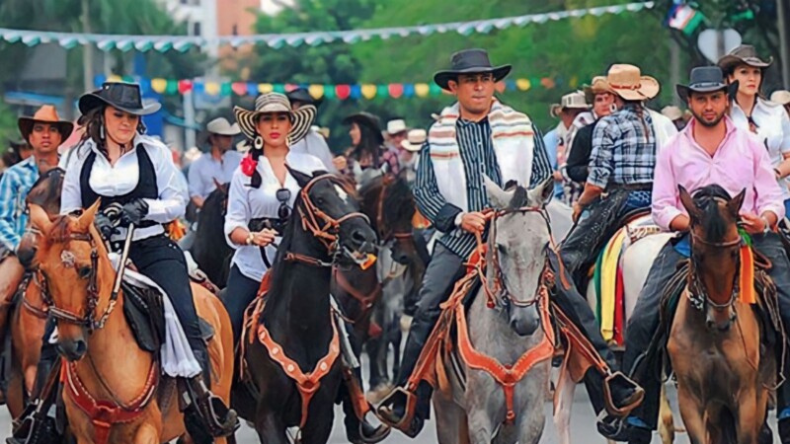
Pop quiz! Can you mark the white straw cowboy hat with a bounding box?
[401,129,427,152]
[661,106,684,121]
[206,117,240,136]
[550,91,590,118]
[604,64,660,101]
[771,90,790,106]
[234,92,316,145]
[386,119,409,136]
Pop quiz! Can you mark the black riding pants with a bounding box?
[626,233,790,429]
[127,235,208,372]
[221,265,260,344]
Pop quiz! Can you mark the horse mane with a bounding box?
[26,168,65,211]
[263,190,304,309]
[46,215,75,244]
[359,174,414,234]
[692,184,733,243]
[507,186,529,211]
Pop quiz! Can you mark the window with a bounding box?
[232,24,238,36]
[192,22,201,36]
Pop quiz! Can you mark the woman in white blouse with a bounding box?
[224,92,323,342]
[719,45,790,215]
[58,82,237,437]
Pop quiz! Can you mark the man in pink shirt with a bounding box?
[603,66,790,443]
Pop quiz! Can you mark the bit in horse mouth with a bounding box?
[342,246,377,270]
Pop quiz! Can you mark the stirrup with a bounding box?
[375,387,421,438]
[354,408,391,444]
[186,376,239,437]
[602,371,644,417]
[7,407,60,444]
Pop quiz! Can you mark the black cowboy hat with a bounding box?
[342,112,384,145]
[286,87,324,108]
[676,67,739,103]
[717,45,773,73]
[433,48,512,90]
[78,82,161,116]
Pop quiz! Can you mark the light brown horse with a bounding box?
[26,201,234,444]
[668,185,773,444]
[4,167,64,419]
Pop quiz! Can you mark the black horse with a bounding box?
[234,169,379,443]
[190,182,233,288]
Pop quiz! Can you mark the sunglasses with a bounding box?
[276,188,292,220]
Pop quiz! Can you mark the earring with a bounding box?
[100,124,105,140]
[609,104,618,113]
[254,135,263,150]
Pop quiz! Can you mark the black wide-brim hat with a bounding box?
[342,112,384,145]
[676,66,739,102]
[79,82,161,116]
[286,88,324,108]
[433,48,512,90]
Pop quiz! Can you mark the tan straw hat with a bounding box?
[18,105,74,144]
[401,129,427,152]
[771,90,790,106]
[550,91,590,118]
[233,92,315,145]
[604,64,660,101]
[583,76,615,103]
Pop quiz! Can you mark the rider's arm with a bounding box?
[60,149,85,215]
[187,158,205,208]
[414,142,463,233]
[583,119,618,206]
[651,142,684,232]
[225,169,252,248]
[0,172,20,251]
[752,137,786,224]
[145,144,188,224]
[566,126,593,183]
[530,127,553,188]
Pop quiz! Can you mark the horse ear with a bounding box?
[484,175,514,210]
[28,204,52,234]
[287,166,313,188]
[76,199,101,233]
[529,178,555,207]
[678,185,701,222]
[728,188,746,217]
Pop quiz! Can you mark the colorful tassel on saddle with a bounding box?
[739,242,756,305]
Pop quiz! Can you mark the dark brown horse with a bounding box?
[668,185,774,444]
[4,167,64,419]
[189,182,233,288]
[234,170,377,443]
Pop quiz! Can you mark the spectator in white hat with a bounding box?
[187,117,242,210]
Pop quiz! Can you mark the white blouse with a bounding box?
[224,151,325,281]
[731,98,790,199]
[60,135,188,242]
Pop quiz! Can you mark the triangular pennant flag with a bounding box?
[361,84,377,100]
[308,84,325,100]
[258,84,273,94]
[429,83,442,96]
[377,85,389,98]
[350,85,362,100]
[205,82,220,96]
[323,85,336,99]
[221,83,232,96]
[516,79,531,91]
[403,84,415,98]
[273,84,285,93]
[178,79,194,94]
[247,83,258,96]
[336,85,351,100]
[232,82,248,96]
[165,80,178,95]
[414,83,430,97]
[388,84,404,99]
[151,78,168,94]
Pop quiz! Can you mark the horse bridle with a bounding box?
[687,230,742,313]
[35,230,112,332]
[481,206,555,309]
[287,174,370,266]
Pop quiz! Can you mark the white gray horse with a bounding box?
[432,177,556,444]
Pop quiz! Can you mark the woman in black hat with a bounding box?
[719,45,790,216]
[59,82,238,438]
[340,112,400,182]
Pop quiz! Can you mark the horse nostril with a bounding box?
[351,229,368,246]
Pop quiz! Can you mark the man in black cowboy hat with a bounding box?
[603,66,790,443]
[378,48,641,437]
[286,87,336,171]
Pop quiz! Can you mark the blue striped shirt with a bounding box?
[415,118,552,259]
[0,157,39,251]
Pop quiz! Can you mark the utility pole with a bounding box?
[669,37,682,106]
[81,0,95,93]
[778,0,790,89]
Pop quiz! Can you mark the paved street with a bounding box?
[0,383,780,443]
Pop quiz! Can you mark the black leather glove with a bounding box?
[94,213,117,240]
[120,199,149,227]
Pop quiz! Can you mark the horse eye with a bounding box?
[78,266,92,279]
[497,244,507,255]
[316,197,325,205]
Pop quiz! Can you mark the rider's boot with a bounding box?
[7,348,61,444]
[180,347,239,444]
[341,365,390,444]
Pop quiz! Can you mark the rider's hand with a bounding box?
[94,213,117,240]
[120,199,149,226]
[740,212,766,235]
[572,202,584,223]
[251,229,277,247]
[332,156,348,171]
[460,212,487,234]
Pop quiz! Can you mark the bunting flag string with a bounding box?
[1,2,654,53]
[96,74,582,100]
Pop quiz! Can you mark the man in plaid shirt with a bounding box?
[560,65,660,294]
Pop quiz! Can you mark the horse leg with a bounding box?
[675,386,706,444]
[736,388,762,444]
[391,324,402,378]
[432,394,469,444]
[254,409,289,444]
[658,382,677,444]
[552,367,575,444]
[133,422,160,444]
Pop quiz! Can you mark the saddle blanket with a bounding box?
[51,253,201,378]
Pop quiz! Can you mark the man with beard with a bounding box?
[603,66,790,443]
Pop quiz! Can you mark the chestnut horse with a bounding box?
[668,185,774,444]
[4,167,64,419]
[26,201,234,444]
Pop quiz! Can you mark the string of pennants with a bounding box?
[1,2,654,53]
[96,75,577,100]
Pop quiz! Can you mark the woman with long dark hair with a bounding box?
[57,82,237,439]
[339,112,400,182]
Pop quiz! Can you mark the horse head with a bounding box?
[17,168,66,269]
[289,168,378,261]
[679,184,745,332]
[484,177,554,337]
[27,201,110,361]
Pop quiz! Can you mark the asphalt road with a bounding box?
[0,383,780,443]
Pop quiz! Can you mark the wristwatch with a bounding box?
[245,232,255,246]
[761,216,771,234]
